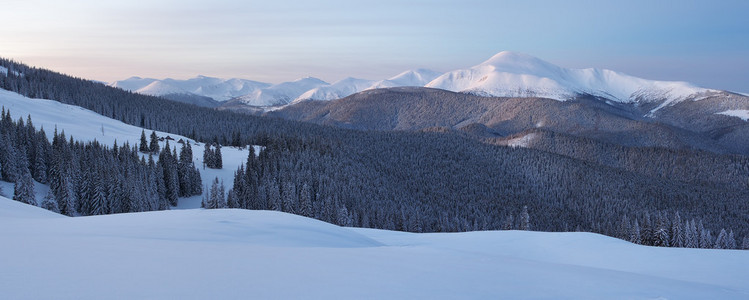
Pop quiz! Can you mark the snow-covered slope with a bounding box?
[426,51,713,105]
[368,68,442,89]
[292,69,440,103]
[0,88,249,208]
[717,110,749,121]
[233,77,329,106]
[110,76,271,101]
[109,76,157,92]
[292,77,376,103]
[136,80,190,96]
[189,77,270,101]
[1,196,747,299]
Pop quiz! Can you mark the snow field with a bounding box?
[717,109,749,121]
[1,196,748,299]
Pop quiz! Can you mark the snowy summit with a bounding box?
[426,51,713,103]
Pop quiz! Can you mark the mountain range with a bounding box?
[110,51,742,113]
[109,68,441,108]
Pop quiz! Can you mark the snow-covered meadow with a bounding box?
[1,196,748,299]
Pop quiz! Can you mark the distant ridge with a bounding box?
[111,51,727,111]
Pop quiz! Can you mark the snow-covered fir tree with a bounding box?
[13,168,36,205]
[202,177,226,209]
[149,131,159,153]
[139,130,149,152]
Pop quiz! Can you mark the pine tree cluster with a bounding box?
[202,143,222,169]
[0,109,202,215]
[202,177,226,209]
[616,212,740,249]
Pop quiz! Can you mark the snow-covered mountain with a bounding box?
[292,77,376,104]
[291,69,441,104]
[111,69,441,107]
[369,68,442,89]
[109,76,158,92]
[112,52,724,111]
[232,77,329,106]
[109,75,271,102]
[426,51,713,106]
[137,80,190,96]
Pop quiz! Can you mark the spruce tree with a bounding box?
[158,141,179,206]
[215,144,222,169]
[671,212,684,248]
[203,143,212,169]
[0,134,18,181]
[700,228,713,249]
[13,169,36,206]
[89,177,107,216]
[139,130,149,152]
[714,229,728,249]
[337,205,353,227]
[226,189,238,208]
[203,177,226,209]
[502,214,514,230]
[727,230,737,249]
[177,141,201,197]
[191,166,202,195]
[218,179,226,208]
[629,219,641,244]
[149,131,159,153]
[33,130,47,184]
[281,181,296,214]
[41,191,59,213]
[520,205,531,231]
[654,228,670,247]
[299,183,313,217]
[684,219,698,248]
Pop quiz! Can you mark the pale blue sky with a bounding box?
[1,0,747,92]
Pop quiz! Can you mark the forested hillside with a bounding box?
[1,58,747,249]
[0,110,202,216]
[273,87,749,155]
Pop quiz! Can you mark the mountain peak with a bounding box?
[485,50,537,62]
[481,51,563,76]
[426,51,710,104]
[137,80,187,96]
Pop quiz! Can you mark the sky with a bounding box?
[1,0,747,92]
